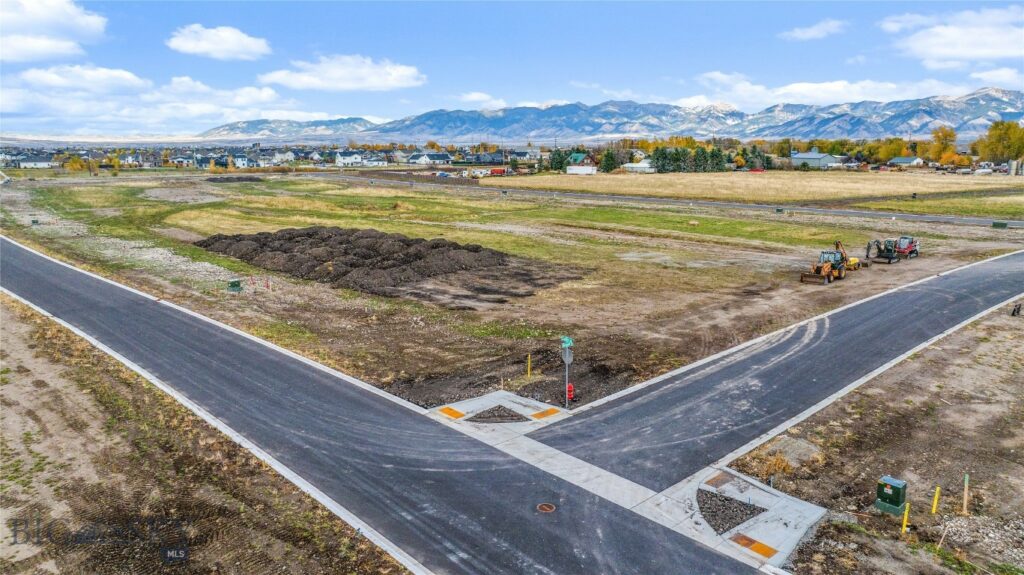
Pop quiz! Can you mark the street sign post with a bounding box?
[560,337,573,408]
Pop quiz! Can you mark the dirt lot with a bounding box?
[0,297,404,574]
[197,226,578,309]
[479,170,1020,204]
[732,304,1024,575]
[3,175,1021,409]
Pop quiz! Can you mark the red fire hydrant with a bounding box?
[567,383,576,402]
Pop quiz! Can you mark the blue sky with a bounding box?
[1,1,1022,136]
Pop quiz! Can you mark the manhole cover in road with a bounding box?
[536,503,556,513]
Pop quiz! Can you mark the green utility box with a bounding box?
[875,475,907,515]
[227,279,243,293]
[992,221,1008,229]
[775,207,785,214]
[30,218,39,226]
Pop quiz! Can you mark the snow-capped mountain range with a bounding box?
[198,88,1022,142]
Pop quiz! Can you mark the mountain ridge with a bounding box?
[198,88,1022,142]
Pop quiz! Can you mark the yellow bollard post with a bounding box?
[901,501,910,534]
[931,486,941,514]
[527,354,532,378]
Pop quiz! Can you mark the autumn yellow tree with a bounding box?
[64,154,86,171]
[927,126,956,161]
[976,121,1024,163]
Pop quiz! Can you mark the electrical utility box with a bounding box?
[227,279,243,293]
[875,475,907,515]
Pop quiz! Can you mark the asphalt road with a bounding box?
[310,172,1024,229]
[0,236,749,575]
[530,251,1024,491]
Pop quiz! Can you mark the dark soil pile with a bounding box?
[196,226,514,296]
[696,488,766,534]
[465,405,529,423]
[206,175,263,183]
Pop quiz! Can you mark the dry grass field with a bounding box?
[479,171,1020,203]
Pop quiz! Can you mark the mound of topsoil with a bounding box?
[206,176,263,183]
[196,226,514,296]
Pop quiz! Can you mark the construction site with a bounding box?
[2,170,1023,575]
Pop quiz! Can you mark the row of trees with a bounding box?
[647,146,730,173]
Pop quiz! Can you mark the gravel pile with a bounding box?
[941,516,1024,567]
[696,488,766,534]
[196,226,508,295]
[465,405,529,423]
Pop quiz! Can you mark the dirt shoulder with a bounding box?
[732,303,1024,575]
[0,296,406,574]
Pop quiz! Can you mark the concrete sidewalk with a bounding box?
[433,391,825,571]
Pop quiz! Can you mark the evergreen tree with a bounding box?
[651,147,671,173]
[599,149,619,173]
[668,148,681,172]
[709,147,726,172]
[693,147,709,172]
[678,147,692,172]
[549,149,566,171]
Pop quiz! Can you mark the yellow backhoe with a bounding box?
[800,240,866,284]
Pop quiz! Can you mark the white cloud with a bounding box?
[0,70,342,135]
[922,59,966,71]
[0,0,105,62]
[970,67,1024,87]
[779,19,846,40]
[259,55,426,91]
[516,99,570,109]
[166,24,271,61]
[20,65,151,92]
[677,71,969,111]
[458,92,507,110]
[671,94,715,108]
[568,81,651,101]
[845,55,867,65]
[0,35,83,62]
[880,6,1024,68]
[878,13,937,33]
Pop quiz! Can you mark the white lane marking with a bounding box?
[0,236,426,415]
[0,285,434,575]
[6,235,1021,573]
[573,249,1024,414]
[704,289,1024,472]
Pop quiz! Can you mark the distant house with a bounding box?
[363,155,388,167]
[169,156,194,168]
[18,155,56,169]
[119,154,141,167]
[888,156,924,168]
[309,151,323,162]
[232,155,251,169]
[566,152,596,166]
[790,147,838,169]
[408,152,452,165]
[335,151,364,166]
[622,159,655,174]
[565,152,597,175]
[272,150,295,164]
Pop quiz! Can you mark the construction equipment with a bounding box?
[801,240,864,284]
[868,239,901,264]
[801,249,846,284]
[835,240,868,270]
[893,236,920,259]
